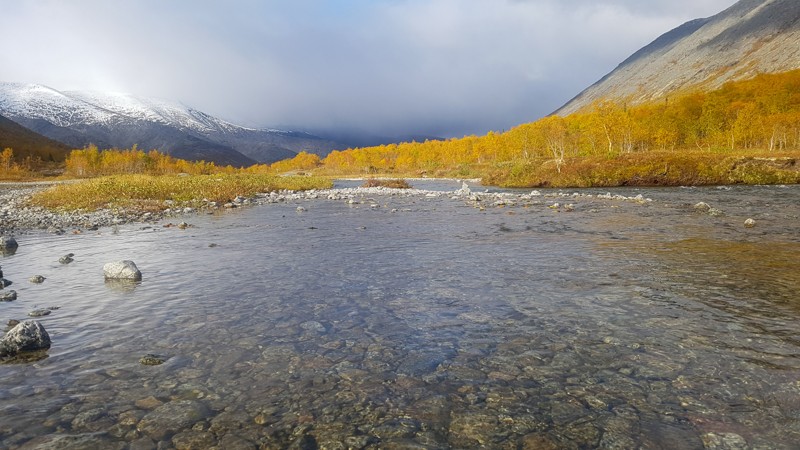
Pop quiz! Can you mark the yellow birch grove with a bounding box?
[312,69,800,176]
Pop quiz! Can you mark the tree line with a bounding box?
[270,70,800,177]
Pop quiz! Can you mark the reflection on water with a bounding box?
[1,184,799,449]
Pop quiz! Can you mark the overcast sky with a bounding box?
[2,0,737,138]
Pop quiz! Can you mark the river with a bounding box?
[1,182,799,449]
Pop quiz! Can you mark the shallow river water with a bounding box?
[1,183,799,449]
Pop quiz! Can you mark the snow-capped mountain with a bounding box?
[0,83,343,166]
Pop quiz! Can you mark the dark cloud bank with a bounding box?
[1,0,736,138]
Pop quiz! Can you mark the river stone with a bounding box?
[15,432,126,450]
[693,202,711,212]
[29,275,46,284]
[1,290,17,301]
[59,253,75,264]
[0,236,18,250]
[137,400,210,439]
[0,320,51,357]
[28,309,52,317]
[0,278,11,288]
[171,430,217,449]
[744,218,756,228]
[103,260,142,281]
[139,354,166,365]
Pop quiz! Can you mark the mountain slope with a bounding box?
[0,83,344,166]
[557,0,800,115]
[0,113,72,162]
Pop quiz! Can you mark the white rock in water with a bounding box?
[744,218,756,228]
[103,260,142,281]
[693,202,711,212]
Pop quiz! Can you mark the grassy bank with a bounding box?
[29,173,332,212]
[482,150,800,188]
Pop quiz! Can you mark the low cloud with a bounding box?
[1,0,736,137]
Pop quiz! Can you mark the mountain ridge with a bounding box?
[557,0,800,115]
[0,83,344,166]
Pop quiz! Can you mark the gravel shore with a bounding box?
[0,181,653,235]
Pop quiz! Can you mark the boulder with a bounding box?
[0,320,51,357]
[693,202,711,212]
[0,236,18,250]
[103,261,142,281]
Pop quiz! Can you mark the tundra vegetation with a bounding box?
[22,146,330,212]
[3,70,800,199]
[272,70,800,187]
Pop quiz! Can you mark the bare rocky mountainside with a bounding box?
[557,0,800,115]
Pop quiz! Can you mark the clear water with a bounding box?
[1,184,799,449]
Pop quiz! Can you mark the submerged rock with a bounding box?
[0,290,17,302]
[140,354,167,366]
[29,275,46,284]
[0,278,12,288]
[103,261,142,281]
[138,400,211,439]
[59,253,75,264]
[0,320,51,357]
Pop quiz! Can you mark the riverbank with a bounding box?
[0,178,657,235]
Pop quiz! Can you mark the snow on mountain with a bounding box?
[64,90,247,136]
[0,82,345,165]
[0,82,119,127]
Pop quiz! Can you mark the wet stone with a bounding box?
[28,309,51,317]
[701,432,749,450]
[137,400,211,440]
[16,432,126,450]
[171,430,217,449]
[59,253,75,264]
[300,320,326,333]
[139,354,166,366]
[29,275,46,284]
[0,320,51,357]
[0,290,16,302]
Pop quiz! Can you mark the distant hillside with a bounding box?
[557,0,800,114]
[0,113,71,162]
[0,83,345,166]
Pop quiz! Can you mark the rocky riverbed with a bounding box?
[1,181,799,449]
[0,180,653,235]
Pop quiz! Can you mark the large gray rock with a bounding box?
[0,320,51,357]
[103,260,142,281]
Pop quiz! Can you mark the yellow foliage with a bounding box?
[64,145,221,178]
[310,69,800,181]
